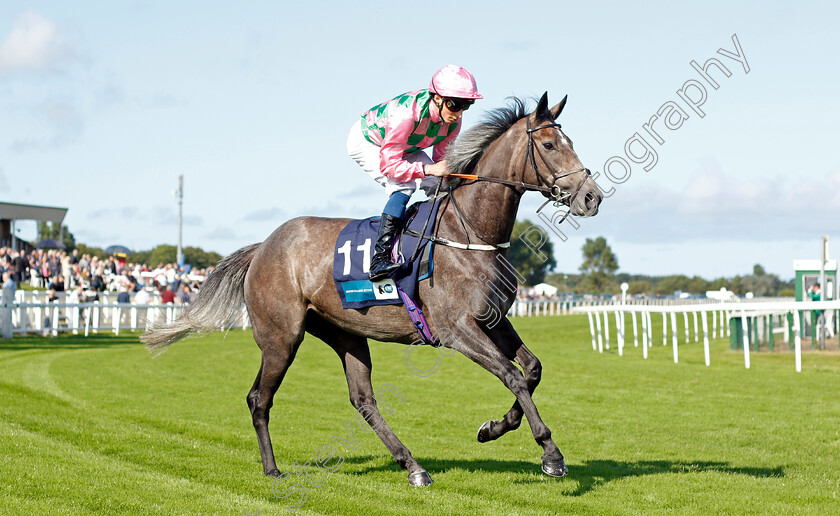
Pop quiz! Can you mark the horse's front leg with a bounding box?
[476,318,541,444]
[308,315,432,487]
[339,341,432,486]
[450,316,567,477]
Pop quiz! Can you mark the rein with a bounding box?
[431,118,592,251]
[402,188,511,253]
[449,118,590,204]
[447,173,559,195]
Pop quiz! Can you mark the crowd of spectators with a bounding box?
[0,247,212,305]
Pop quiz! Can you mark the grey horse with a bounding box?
[141,92,603,486]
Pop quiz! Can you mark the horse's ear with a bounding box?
[535,92,550,122]
[550,95,568,120]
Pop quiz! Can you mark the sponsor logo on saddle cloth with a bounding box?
[332,200,440,309]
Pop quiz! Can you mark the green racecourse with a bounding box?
[0,315,838,515]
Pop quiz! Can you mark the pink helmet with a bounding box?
[429,65,483,99]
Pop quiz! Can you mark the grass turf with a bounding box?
[0,315,838,515]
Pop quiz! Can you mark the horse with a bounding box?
[141,92,603,487]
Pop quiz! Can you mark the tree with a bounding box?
[508,220,557,286]
[131,244,222,269]
[183,246,222,269]
[627,280,651,294]
[38,221,76,250]
[580,237,618,275]
[741,263,782,297]
[75,244,107,260]
[655,275,691,295]
[730,275,744,296]
[579,237,618,293]
[143,245,177,267]
[708,277,730,292]
[687,275,711,295]
[545,272,582,293]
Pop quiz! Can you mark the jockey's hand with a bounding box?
[424,160,451,177]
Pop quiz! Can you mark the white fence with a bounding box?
[5,290,834,374]
[572,300,840,373]
[1,292,250,338]
[506,296,765,317]
[1,293,656,338]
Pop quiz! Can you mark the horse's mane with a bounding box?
[445,97,528,175]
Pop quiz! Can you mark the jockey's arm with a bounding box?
[379,116,427,183]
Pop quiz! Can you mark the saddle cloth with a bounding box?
[333,200,440,309]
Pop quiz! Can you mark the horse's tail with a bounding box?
[140,243,261,356]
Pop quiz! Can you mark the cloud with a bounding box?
[73,228,122,245]
[95,83,124,108]
[241,202,371,224]
[8,99,85,150]
[157,212,203,227]
[241,207,286,222]
[342,184,378,199]
[499,41,537,53]
[0,167,8,193]
[569,160,840,244]
[300,202,371,219]
[88,206,141,220]
[138,91,187,109]
[0,12,70,72]
[202,226,238,240]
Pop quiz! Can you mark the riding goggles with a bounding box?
[443,97,474,112]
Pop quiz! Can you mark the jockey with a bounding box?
[347,64,482,281]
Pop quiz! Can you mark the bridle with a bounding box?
[437,117,593,249]
[523,117,592,213]
[451,118,591,208]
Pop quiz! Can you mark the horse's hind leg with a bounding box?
[247,317,305,476]
[306,313,432,486]
[476,318,541,443]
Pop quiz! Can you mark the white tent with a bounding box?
[532,283,558,297]
[706,287,736,301]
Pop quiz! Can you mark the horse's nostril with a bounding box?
[585,192,596,208]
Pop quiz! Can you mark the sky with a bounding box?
[1,1,838,281]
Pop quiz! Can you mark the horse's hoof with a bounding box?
[264,468,282,477]
[408,470,433,487]
[477,421,494,443]
[541,458,568,478]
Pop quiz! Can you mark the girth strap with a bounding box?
[403,228,510,251]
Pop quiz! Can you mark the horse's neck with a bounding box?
[439,130,529,245]
[440,174,522,246]
[436,119,533,246]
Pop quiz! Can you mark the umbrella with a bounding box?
[36,239,66,249]
[105,245,133,256]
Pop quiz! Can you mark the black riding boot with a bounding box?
[369,213,403,281]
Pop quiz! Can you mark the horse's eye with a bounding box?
[542,142,555,150]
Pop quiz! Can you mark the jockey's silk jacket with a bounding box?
[360,89,460,183]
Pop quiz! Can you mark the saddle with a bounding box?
[332,199,440,310]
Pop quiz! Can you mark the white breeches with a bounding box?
[346,120,440,197]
